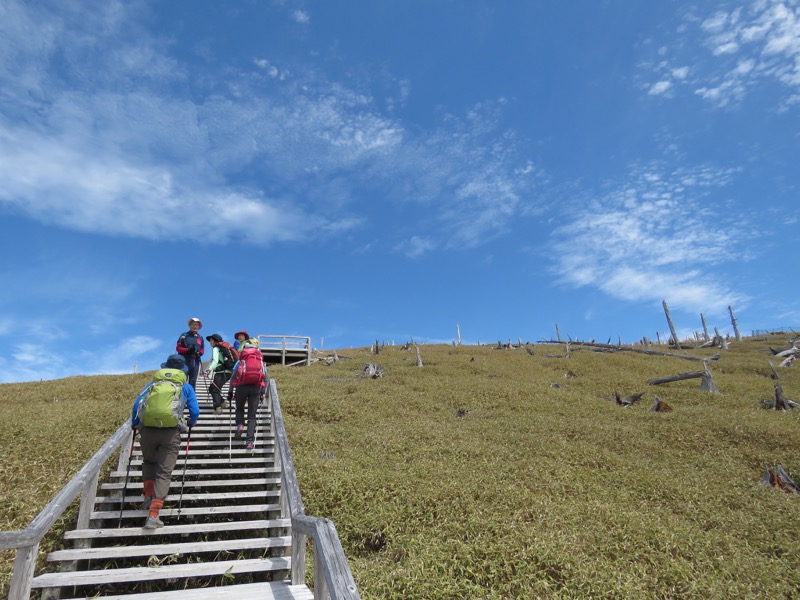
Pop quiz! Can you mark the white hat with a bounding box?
[187,317,203,328]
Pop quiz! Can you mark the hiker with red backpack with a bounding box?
[176,317,205,389]
[204,333,238,414]
[230,340,267,451]
[131,354,200,530]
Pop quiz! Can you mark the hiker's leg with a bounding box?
[209,373,223,408]
[234,386,246,426]
[153,428,182,500]
[187,357,199,389]
[139,427,158,483]
[245,386,259,442]
[220,372,232,405]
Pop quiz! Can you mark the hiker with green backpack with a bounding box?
[131,354,200,530]
[204,333,237,414]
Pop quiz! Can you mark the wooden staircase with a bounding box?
[29,380,315,599]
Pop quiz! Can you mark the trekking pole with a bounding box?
[228,387,233,465]
[177,426,192,519]
[118,428,137,528]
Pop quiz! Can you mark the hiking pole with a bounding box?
[227,384,235,464]
[177,426,192,519]
[118,428,137,528]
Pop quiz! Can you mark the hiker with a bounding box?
[176,317,205,389]
[204,333,236,414]
[233,330,250,352]
[230,340,267,450]
[131,354,200,530]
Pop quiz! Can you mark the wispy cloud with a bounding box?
[395,235,435,259]
[0,0,539,254]
[291,10,310,24]
[643,0,800,107]
[550,161,747,316]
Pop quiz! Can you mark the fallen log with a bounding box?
[615,391,644,407]
[538,340,719,362]
[647,371,704,385]
[647,364,719,393]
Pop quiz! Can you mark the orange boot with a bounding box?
[143,498,164,530]
[142,480,155,510]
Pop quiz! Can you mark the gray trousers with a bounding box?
[139,426,182,499]
[234,384,261,442]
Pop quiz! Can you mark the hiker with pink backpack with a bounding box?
[229,339,267,451]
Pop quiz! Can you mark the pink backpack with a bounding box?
[236,347,265,385]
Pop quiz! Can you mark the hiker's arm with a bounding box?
[131,384,149,427]
[184,384,200,426]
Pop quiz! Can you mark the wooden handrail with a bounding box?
[268,379,361,599]
[0,421,131,599]
[2,381,358,600]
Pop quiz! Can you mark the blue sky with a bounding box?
[1,0,798,383]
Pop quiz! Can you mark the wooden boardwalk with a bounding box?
[29,380,315,599]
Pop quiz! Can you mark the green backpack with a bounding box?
[138,368,188,429]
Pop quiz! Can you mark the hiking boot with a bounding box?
[214,406,223,415]
[236,424,246,437]
[143,515,164,530]
[246,440,254,451]
[141,497,153,510]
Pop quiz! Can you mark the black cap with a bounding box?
[205,333,223,343]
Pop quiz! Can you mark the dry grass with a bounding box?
[2,336,800,598]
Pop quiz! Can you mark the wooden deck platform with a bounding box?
[258,335,312,367]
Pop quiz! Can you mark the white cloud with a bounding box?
[550,162,747,315]
[291,10,310,24]
[395,236,435,258]
[643,0,800,108]
[648,80,673,95]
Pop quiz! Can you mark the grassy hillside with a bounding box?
[2,336,799,598]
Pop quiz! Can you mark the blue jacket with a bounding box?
[131,381,200,428]
[176,331,204,360]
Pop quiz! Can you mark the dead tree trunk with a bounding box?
[555,323,562,342]
[728,305,742,341]
[415,345,423,367]
[699,363,719,393]
[700,313,710,342]
[663,300,682,349]
[714,327,729,350]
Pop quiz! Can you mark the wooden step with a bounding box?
[30,556,291,588]
[101,478,280,491]
[47,535,291,561]
[99,490,279,505]
[60,580,313,599]
[93,503,280,520]
[64,519,291,540]
[109,467,280,478]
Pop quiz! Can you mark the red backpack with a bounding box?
[236,347,265,385]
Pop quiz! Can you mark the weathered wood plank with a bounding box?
[92,503,280,520]
[64,519,290,540]
[30,557,291,587]
[47,535,291,561]
[98,490,279,504]
[101,477,280,490]
[109,467,280,477]
[62,581,314,600]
